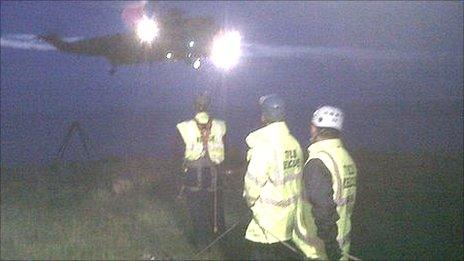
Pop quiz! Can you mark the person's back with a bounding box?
[244,121,303,243]
[306,138,357,255]
[243,94,303,260]
[293,106,357,260]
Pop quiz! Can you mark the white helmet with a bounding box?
[311,106,344,131]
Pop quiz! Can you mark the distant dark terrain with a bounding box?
[1,150,462,260]
[350,151,463,260]
[1,99,462,166]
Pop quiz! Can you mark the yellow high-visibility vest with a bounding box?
[243,122,303,243]
[176,113,226,164]
[292,139,357,260]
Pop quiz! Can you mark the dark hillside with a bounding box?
[1,150,462,259]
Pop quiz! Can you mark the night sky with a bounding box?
[1,1,463,166]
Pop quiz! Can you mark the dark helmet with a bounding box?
[195,92,211,112]
[259,94,286,122]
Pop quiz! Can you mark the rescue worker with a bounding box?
[292,106,358,260]
[243,94,303,260]
[175,92,226,250]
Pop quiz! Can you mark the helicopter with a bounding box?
[39,2,241,74]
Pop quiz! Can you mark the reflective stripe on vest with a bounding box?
[245,171,300,187]
[318,150,343,205]
[259,194,298,208]
[244,194,298,208]
[294,223,325,248]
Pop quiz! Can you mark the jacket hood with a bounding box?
[246,121,289,148]
[308,138,343,154]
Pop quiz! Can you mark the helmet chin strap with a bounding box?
[311,128,341,145]
[309,125,319,144]
[310,127,328,144]
[261,115,271,126]
[310,130,319,144]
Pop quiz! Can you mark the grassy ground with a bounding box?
[1,151,463,260]
[0,157,247,260]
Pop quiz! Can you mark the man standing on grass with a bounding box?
[292,106,358,260]
[243,94,303,260]
[175,92,226,250]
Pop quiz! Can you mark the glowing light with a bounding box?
[136,15,159,44]
[193,58,201,70]
[189,40,195,48]
[166,52,172,59]
[210,30,242,71]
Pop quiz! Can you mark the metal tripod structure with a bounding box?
[56,121,92,162]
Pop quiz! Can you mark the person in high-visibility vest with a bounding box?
[243,94,303,260]
[292,106,358,260]
[175,92,226,250]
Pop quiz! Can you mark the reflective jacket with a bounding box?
[176,113,226,164]
[293,139,357,260]
[243,122,303,243]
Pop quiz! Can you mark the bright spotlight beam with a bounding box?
[210,30,242,71]
[136,15,159,44]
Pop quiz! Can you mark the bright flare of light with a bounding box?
[210,30,242,71]
[193,58,201,70]
[136,15,159,44]
[166,52,172,59]
[189,40,195,48]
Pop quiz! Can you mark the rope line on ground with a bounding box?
[194,219,242,257]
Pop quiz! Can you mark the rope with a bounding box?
[249,212,306,259]
[194,219,242,257]
[347,253,362,261]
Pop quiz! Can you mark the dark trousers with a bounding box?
[249,240,302,260]
[185,166,225,249]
